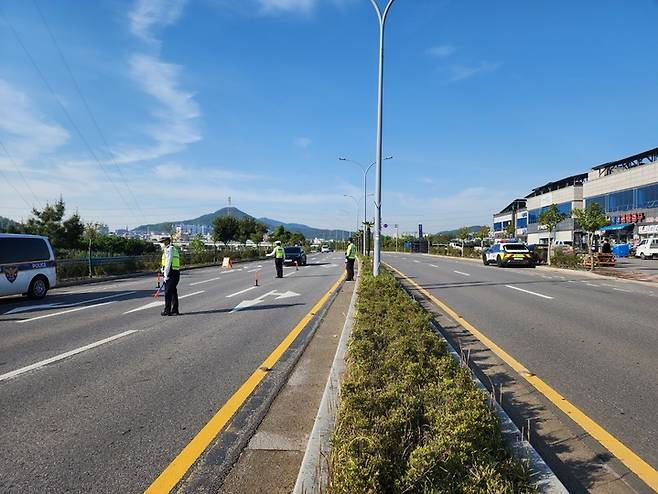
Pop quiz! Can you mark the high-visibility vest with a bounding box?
[346,243,356,260]
[275,246,285,259]
[161,245,180,270]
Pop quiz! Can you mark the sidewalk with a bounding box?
[215,277,356,494]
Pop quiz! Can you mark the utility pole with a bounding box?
[369,0,397,276]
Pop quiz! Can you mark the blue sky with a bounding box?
[1,0,657,233]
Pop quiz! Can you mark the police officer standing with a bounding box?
[345,237,356,281]
[160,236,180,316]
[267,240,285,278]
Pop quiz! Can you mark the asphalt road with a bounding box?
[0,253,345,494]
[383,252,658,482]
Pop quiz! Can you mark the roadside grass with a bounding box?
[330,262,535,493]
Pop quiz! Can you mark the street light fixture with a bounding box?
[338,155,393,254]
[369,0,397,276]
[343,194,359,236]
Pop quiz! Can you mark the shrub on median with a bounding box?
[330,263,534,493]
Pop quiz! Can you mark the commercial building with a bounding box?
[584,147,658,242]
[525,173,587,245]
[492,147,658,246]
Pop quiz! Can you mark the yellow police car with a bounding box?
[482,242,534,267]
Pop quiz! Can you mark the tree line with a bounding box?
[210,216,306,248]
[1,198,155,257]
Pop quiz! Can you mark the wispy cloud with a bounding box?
[0,78,69,167]
[154,163,185,179]
[294,136,312,149]
[112,53,200,164]
[129,0,187,44]
[427,45,456,58]
[259,0,318,14]
[448,61,502,82]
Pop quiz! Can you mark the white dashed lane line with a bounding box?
[189,277,222,286]
[226,286,257,298]
[0,330,139,382]
[505,285,554,300]
[453,270,471,277]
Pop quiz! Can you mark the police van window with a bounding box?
[0,238,50,264]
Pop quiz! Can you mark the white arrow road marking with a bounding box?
[230,290,300,313]
[454,270,471,277]
[226,286,257,298]
[505,285,554,300]
[190,277,221,286]
[4,291,137,315]
[0,330,139,382]
[123,290,205,314]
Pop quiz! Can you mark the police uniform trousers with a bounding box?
[346,258,355,281]
[164,269,180,314]
[275,258,284,278]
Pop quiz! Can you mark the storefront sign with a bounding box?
[639,224,658,234]
[609,212,645,224]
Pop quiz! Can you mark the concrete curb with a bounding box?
[292,268,359,494]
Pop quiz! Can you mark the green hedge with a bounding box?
[330,263,534,493]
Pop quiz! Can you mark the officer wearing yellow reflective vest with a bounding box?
[267,240,285,278]
[345,237,357,281]
[160,236,180,316]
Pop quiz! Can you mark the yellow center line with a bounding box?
[386,263,658,492]
[145,273,346,494]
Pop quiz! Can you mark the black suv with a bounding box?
[284,246,307,266]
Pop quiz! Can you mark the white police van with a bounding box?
[0,234,57,299]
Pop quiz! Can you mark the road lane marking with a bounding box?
[453,270,471,277]
[189,277,221,286]
[145,272,346,494]
[5,291,137,315]
[0,330,138,382]
[586,284,600,287]
[387,263,658,490]
[15,297,132,323]
[283,270,296,277]
[122,291,205,314]
[226,286,257,298]
[247,268,260,273]
[613,287,631,293]
[505,285,554,300]
[429,264,439,268]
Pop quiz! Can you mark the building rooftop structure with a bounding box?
[525,173,589,198]
[495,199,527,215]
[591,146,658,176]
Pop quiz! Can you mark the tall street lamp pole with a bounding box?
[343,194,359,237]
[339,155,393,255]
[369,0,397,276]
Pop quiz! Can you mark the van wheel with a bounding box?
[641,253,646,260]
[482,254,488,265]
[28,276,49,299]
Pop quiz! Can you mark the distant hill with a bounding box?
[133,207,352,240]
[436,225,484,238]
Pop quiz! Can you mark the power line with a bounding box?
[0,138,41,207]
[0,5,141,226]
[32,0,146,218]
[0,168,34,211]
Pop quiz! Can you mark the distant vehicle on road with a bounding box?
[483,242,534,267]
[0,233,57,299]
[284,246,307,266]
[321,245,332,253]
[635,237,658,260]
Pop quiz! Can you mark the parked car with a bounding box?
[0,233,57,299]
[284,246,307,266]
[635,237,658,260]
[483,242,534,267]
